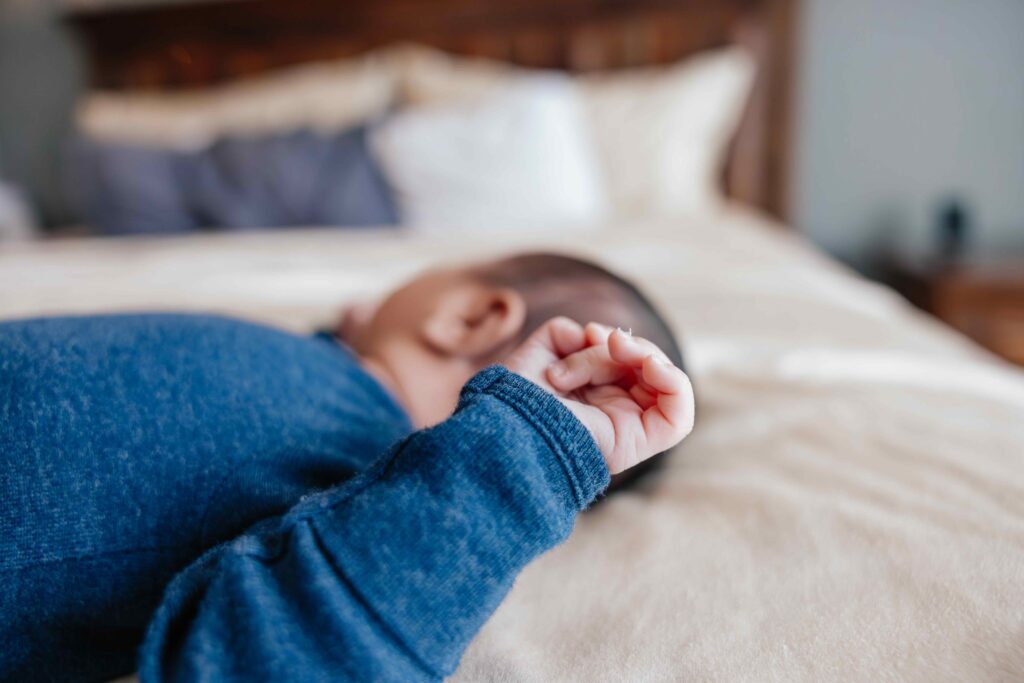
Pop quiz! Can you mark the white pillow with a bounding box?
[398,46,756,217]
[580,49,755,217]
[76,51,401,150]
[369,78,607,232]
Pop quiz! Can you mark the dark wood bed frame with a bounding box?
[66,0,797,221]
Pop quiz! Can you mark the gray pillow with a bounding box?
[70,125,399,235]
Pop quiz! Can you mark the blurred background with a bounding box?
[1,0,1023,362]
[4,5,1023,680]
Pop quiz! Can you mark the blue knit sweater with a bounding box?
[0,314,609,682]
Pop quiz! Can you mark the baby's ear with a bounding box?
[421,284,526,359]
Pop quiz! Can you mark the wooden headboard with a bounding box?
[66,0,797,221]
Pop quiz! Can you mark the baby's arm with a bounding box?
[139,319,692,682]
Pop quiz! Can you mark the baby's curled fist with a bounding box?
[504,317,694,474]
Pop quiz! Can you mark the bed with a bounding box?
[12,0,1024,680]
[5,209,1024,681]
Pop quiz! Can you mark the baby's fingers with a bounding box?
[640,354,695,449]
[547,345,627,392]
[529,316,587,358]
[504,317,586,383]
[640,353,685,394]
[584,322,614,346]
[608,328,668,368]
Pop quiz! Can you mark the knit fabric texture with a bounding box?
[0,314,609,682]
[0,314,411,680]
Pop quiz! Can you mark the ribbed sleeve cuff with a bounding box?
[461,365,610,509]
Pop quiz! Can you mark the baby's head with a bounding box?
[338,252,683,486]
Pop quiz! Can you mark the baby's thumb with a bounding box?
[503,317,586,381]
[528,317,587,357]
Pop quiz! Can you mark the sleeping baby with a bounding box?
[0,252,693,682]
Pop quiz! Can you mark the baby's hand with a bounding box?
[504,317,694,474]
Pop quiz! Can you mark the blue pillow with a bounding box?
[69,138,195,235]
[70,125,399,235]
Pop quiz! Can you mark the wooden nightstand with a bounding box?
[880,253,1024,365]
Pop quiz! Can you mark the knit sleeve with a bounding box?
[138,365,609,682]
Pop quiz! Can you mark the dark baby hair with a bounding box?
[477,252,686,492]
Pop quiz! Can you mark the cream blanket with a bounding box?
[2,209,1022,681]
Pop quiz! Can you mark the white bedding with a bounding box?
[3,209,1023,681]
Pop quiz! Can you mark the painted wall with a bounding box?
[794,0,1024,265]
[0,1,84,226]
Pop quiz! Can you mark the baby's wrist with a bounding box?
[462,366,610,506]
